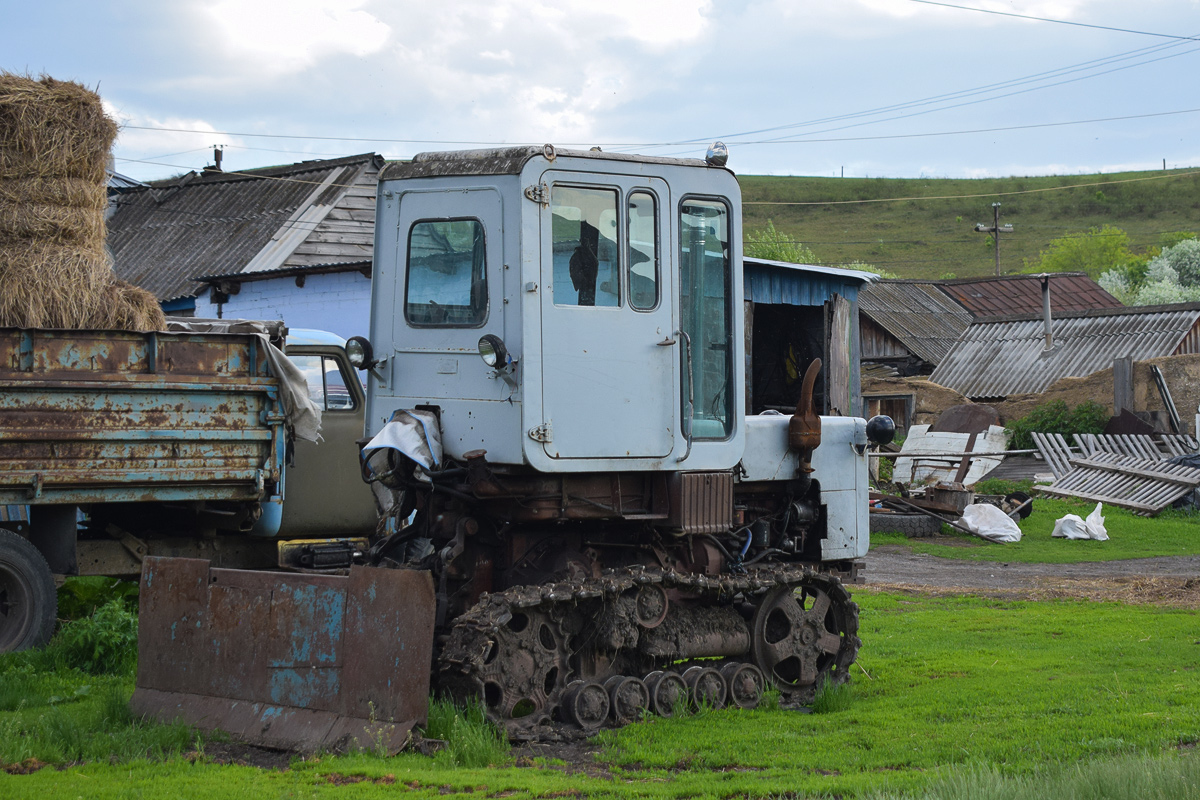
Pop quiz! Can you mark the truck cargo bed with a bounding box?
[0,327,285,506]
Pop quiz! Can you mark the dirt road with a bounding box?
[862,541,1200,607]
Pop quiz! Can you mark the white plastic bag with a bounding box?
[1052,503,1108,541]
[1052,514,1088,539]
[1085,502,1108,540]
[960,503,1022,543]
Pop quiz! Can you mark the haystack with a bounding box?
[0,73,164,332]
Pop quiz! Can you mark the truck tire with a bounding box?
[0,528,58,653]
[869,511,944,538]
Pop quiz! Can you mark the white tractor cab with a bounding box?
[346,145,894,734]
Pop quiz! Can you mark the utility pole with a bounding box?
[974,202,1013,276]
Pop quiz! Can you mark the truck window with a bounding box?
[628,191,658,311]
[680,198,732,439]
[292,355,358,411]
[551,186,619,307]
[405,219,487,327]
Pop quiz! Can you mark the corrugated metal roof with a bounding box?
[937,273,1121,317]
[929,303,1200,398]
[106,170,145,191]
[107,154,380,302]
[859,280,973,364]
[743,258,874,306]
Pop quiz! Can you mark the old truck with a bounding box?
[0,322,376,652]
[132,143,894,749]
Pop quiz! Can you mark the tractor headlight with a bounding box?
[346,336,374,369]
[478,334,508,369]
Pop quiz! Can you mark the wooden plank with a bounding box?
[1032,432,1072,479]
[1068,457,1200,486]
[1037,484,1160,512]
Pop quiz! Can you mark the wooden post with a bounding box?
[1113,356,1133,416]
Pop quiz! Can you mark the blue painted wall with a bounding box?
[194,271,372,340]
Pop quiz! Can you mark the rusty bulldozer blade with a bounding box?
[131,557,435,754]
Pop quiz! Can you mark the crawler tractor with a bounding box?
[346,144,894,737]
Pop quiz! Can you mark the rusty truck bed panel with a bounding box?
[132,557,435,753]
[0,328,284,506]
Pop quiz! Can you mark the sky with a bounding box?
[3,0,1198,182]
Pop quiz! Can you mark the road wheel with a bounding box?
[869,510,943,538]
[0,528,58,653]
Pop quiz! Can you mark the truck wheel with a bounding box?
[0,529,58,653]
[869,511,943,538]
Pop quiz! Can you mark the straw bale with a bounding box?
[0,73,117,182]
[0,241,110,329]
[89,280,167,332]
[0,202,105,247]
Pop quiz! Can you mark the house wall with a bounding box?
[193,271,372,339]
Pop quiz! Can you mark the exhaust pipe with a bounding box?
[789,359,823,476]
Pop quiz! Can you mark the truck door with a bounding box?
[539,174,676,460]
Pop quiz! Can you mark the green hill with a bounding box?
[737,168,1200,280]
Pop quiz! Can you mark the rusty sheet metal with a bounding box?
[131,557,434,753]
[0,328,284,506]
[1037,452,1200,516]
[937,273,1121,318]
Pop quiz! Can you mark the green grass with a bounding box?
[872,495,1200,564]
[868,752,1200,800]
[739,168,1200,278]
[4,591,1200,797]
[421,698,511,768]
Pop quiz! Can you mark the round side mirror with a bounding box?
[478,334,508,369]
[866,415,896,446]
[346,336,374,369]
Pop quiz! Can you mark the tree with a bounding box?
[1099,237,1200,305]
[1022,225,1138,279]
[744,220,818,264]
[1152,237,1200,288]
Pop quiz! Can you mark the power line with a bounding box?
[906,0,1200,41]
[636,36,1198,150]
[741,108,1200,146]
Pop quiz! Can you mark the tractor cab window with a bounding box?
[405,219,487,326]
[551,186,620,307]
[628,191,658,310]
[680,199,733,439]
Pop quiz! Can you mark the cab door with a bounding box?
[538,174,676,460]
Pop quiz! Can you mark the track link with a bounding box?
[438,565,860,740]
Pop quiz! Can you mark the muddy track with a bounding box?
[863,542,1200,607]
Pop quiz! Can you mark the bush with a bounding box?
[744,220,818,264]
[1005,400,1108,451]
[57,576,139,621]
[48,599,138,676]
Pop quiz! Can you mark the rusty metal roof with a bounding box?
[937,273,1121,317]
[107,154,381,302]
[859,280,974,364]
[929,303,1200,398]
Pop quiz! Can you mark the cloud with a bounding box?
[105,100,242,174]
[197,0,391,78]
